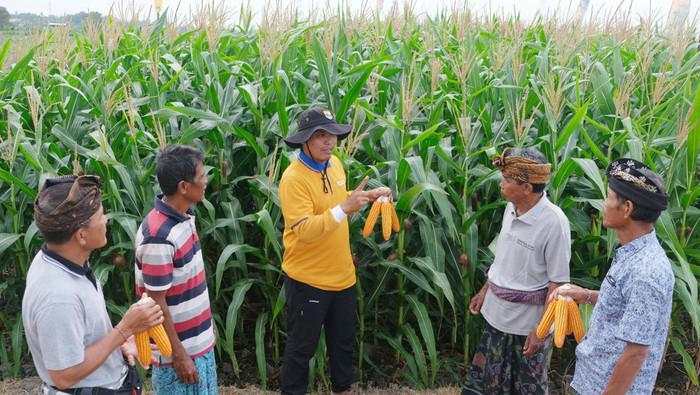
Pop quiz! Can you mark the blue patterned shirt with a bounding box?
[571,231,674,394]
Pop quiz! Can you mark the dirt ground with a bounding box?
[0,353,693,395]
[0,378,694,395]
[0,377,460,395]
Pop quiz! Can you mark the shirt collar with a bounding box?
[298,150,330,173]
[614,230,657,261]
[42,245,97,289]
[154,195,193,223]
[513,192,549,225]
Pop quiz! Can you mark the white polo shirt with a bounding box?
[481,193,572,336]
[22,248,127,389]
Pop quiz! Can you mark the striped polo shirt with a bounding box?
[134,196,215,362]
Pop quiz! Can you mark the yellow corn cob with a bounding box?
[567,299,585,343]
[381,201,392,240]
[390,202,400,232]
[148,324,172,357]
[362,200,382,237]
[554,298,568,348]
[135,330,151,368]
[535,300,557,339]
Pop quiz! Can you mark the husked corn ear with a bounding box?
[135,330,151,368]
[362,200,382,237]
[536,300,556,339]
[148,324,172,357]
[390,202,400,232]
[381,202,392,241]
[567,299,585,343]
[554,298,568,348]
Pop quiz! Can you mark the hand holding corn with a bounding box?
[125,293,173,368]
[116,294,163,337]
[549,283,597,305]
[366,186,392,201]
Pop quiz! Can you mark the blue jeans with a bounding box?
[151,349,217,395]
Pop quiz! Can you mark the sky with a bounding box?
[0,0,698,25]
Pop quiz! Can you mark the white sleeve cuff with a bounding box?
[331,205,347,223]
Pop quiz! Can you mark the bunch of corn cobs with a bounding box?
[362,196,400,240]
[536,295,586,348]
[134,294,173,367]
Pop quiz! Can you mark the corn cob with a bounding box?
[362,200,382,237]
[554,298,568,348]
[567,299,585,343]
[390,202,400,232]
[135,330,152,368]
[536,300,557,339]
[148,324,172,357]
[381,201,392,240]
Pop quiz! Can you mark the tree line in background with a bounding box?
[0,7,102,31]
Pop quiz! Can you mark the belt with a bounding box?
[43,365,142,395]
[488,281,548,305]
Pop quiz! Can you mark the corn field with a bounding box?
[0,3,698,391]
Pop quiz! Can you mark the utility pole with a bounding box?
[669,0,690,26]
[576,0,590,19]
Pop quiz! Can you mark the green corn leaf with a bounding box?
[406,294,437,385]
[255,312,268,389]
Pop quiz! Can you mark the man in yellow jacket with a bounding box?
[279,107,389,394]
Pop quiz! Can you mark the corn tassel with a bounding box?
[390,202,400,232]
[567,299,585,343]
[554,298,568,348]
[362,200,382,237]
[381,201,392,240]
[135,330,151,368]
[536,300,557,339]
[148,324,172,357]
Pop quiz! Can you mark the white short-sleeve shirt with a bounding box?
[481,193,572,336]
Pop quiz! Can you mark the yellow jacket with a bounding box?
[279,154,355,291]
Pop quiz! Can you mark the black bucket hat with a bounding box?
[284,107,351,149]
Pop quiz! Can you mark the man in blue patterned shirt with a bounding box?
[553,158,673,394]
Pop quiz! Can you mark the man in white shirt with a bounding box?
[462,147,571,394]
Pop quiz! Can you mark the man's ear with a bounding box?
[623,200,634,218]
[177,180,187,195]
[76,228,87,246]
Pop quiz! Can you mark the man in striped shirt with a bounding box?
[135,145,217,394]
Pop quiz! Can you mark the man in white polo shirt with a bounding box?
[462,147,571,394]
[23,175,163,394]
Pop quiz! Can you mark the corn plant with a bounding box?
[0,4,698,390]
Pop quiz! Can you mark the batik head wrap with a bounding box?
[492,148,552,184]
[34,175,102,236]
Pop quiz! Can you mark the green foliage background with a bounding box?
[0,6,698,390]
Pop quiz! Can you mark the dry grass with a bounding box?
[0,379,460,395]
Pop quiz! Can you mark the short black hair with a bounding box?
[35,183,80,244]
[504,147,548,193]
[156,145,204,196]
[614,193,663,223]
